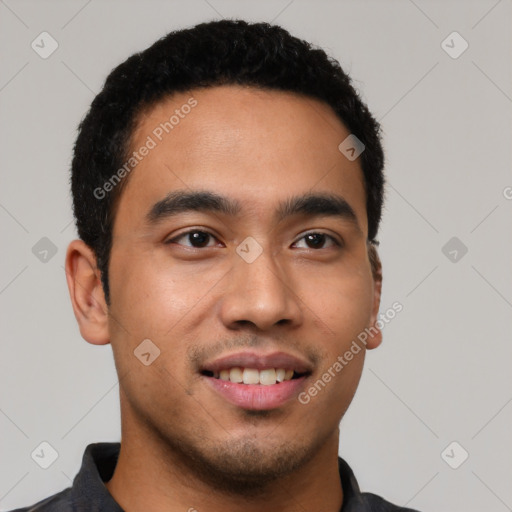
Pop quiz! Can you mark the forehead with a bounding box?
[114,85,367,233]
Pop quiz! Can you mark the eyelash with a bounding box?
[165,229,342,250]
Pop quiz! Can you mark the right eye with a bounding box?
[165,229,219,248]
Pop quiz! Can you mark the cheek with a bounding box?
[336,279,374,333]
[117,356,197,436]
[302,263,374,341]
[109,246,223,335]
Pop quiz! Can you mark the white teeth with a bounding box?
[213,367,296,384]
[229,367,243,383]
[243,368,260,384]
[259,368,277,386]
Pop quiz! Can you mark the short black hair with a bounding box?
[71,19,385,305]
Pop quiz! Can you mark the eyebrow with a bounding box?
[146,189,361,232]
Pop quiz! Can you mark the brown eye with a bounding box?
[293,232,340,250]
[167,230,216,248]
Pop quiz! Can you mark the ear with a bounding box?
[366,242,383,350]
[65,239,110,345]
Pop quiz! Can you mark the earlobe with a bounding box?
[65,239,110,345]
[366,243,383,350]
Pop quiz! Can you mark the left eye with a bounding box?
[293,233,340,250]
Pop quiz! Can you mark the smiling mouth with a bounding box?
[200,367,309,386]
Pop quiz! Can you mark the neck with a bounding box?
[106,402,343,512]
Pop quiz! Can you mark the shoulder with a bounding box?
[360,491,421,511]
[6,487,72,512]
[337,456,422,512]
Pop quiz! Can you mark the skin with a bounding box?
[65,85,383,512]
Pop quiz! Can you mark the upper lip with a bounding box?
[200,350,313,374]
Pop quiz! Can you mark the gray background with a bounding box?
[1,0,511,510]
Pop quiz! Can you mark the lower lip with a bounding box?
[204,376,307,410]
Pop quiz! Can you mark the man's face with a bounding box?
[106,85,381,489]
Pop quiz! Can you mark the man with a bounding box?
[11,19,419,512]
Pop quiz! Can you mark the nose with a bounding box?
[219,247,303,332]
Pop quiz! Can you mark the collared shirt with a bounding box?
[9,442,420,512]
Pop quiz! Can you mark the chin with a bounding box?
[168,434,316,496]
